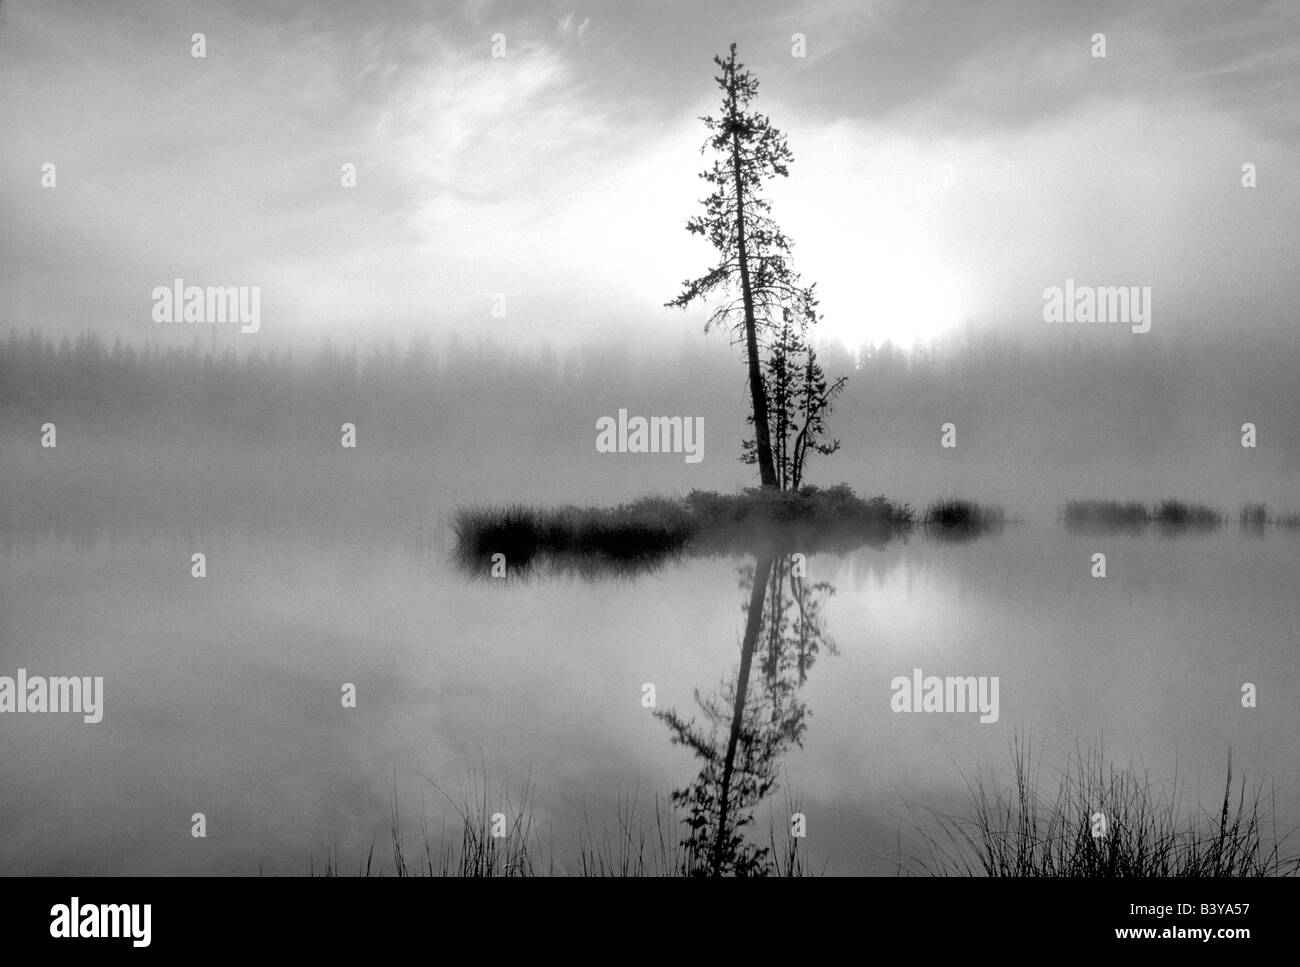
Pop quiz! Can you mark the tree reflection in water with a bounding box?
[655,547,838,876]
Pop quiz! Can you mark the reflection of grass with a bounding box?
[1065,499,1150,526]
[913,737,1299,877]
[452,484,922,577]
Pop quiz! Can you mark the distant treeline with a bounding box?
[2,328,1298,469]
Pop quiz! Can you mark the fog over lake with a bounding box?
[2,333,1297,874]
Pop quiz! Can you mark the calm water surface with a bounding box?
[1,451,1296,874]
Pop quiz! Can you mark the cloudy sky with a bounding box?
[2,0,1298,350]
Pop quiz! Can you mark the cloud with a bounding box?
[1,0,1297,350]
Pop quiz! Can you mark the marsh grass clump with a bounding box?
[1240,503,1269,524]
[451,498,695,577]
[1152,499,1221,527]
[1240,503,1269,537]
[913,737,1299,877]
[451,504,545,563]
[1065,499,1224,534]
[922,498,1005,535]
[685,484,912,553]
[562,497,695,559]
[452,485,920,576]
[683,484,909,528]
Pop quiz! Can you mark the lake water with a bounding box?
[1,442,1297,875]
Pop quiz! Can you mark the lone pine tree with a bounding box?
[667,43,823,490]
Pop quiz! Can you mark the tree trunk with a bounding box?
[729,95,778,489]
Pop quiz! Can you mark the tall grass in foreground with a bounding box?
[313,769,544,877]
[574,788,813,875]
[310,772,813,877]
[912,737,1299,877]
